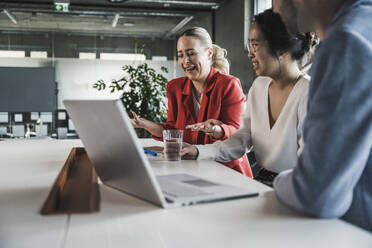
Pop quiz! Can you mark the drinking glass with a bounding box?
[163,129,183,161]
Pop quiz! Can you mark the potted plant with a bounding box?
[93,63,168,138]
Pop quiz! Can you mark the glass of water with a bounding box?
[163,129,183,161]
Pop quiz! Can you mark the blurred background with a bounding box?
[0,0,271,139]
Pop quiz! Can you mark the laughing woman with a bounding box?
[181,9,312,186]
[131,27,252,177]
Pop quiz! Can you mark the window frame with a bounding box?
[244,0,272,52]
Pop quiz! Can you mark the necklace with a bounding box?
[192,86,203,102]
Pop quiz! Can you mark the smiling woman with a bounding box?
[181,10,313,186]
[131,27,252,177]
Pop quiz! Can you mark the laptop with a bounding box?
[64,99,258,208]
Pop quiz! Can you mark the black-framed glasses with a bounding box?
[247,39,266,53]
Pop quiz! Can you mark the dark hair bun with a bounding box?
[291,32,312,60]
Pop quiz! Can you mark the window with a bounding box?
[0,112,8,123]
[30,51,48,58]
[79,52,96,59]
[0,50,25,58]
[244,0,272,52]
[100,53,146,61]
[152,56,167,61]
[254,0,272,14]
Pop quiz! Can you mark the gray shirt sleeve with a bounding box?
[274,29,372,219]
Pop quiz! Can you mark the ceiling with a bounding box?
[0,0,223,38]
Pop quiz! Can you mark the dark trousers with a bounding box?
[247,150,278,187]
[254,167,278,187]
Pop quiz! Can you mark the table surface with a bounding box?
[0,138,371,248]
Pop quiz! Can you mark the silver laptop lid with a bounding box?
[64,99,166,207]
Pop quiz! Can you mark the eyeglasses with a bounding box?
[247,39,266,53]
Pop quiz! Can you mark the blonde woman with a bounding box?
[132,27,252,177]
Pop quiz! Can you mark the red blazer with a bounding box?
[155,66,252,177]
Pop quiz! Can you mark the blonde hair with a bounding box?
[212,44,229,75]
[179,27,230,75]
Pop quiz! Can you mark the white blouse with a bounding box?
[197,75,310,173]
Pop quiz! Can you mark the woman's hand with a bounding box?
[186,119,224,139]
[131,112,164,137]
[131,112,147,129]
[180,142,199,160]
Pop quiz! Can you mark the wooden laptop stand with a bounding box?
[40,147,100,215]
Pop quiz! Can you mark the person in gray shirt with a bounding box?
[272,0,372,231]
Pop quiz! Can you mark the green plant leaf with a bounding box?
[94,62,168,137]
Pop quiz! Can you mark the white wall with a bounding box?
[0,57,183,110]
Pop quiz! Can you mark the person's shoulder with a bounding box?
[215,73,239,84]
[295,74,310,97]
[337,0,372,37]
[250,76,271,92]
[167,76,187,90]
[298,74,310,88]
[326,27,367,47]
[325,11,372,51]
[319,22,372,73]
[213,73,242,91]
[245,76,270,103]
[217,72,236,81]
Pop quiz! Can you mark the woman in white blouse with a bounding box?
[181,9,313,186]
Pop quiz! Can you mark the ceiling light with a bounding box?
[107,0,126,3]
[166,16,194,38]
[123,22,135,27]
[3,9,18,25]
[112,14,120,28]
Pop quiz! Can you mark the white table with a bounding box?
[0,139,371,248]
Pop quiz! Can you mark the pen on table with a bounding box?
[143,148,157,156]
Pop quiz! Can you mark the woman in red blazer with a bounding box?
[132,27,252,177]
